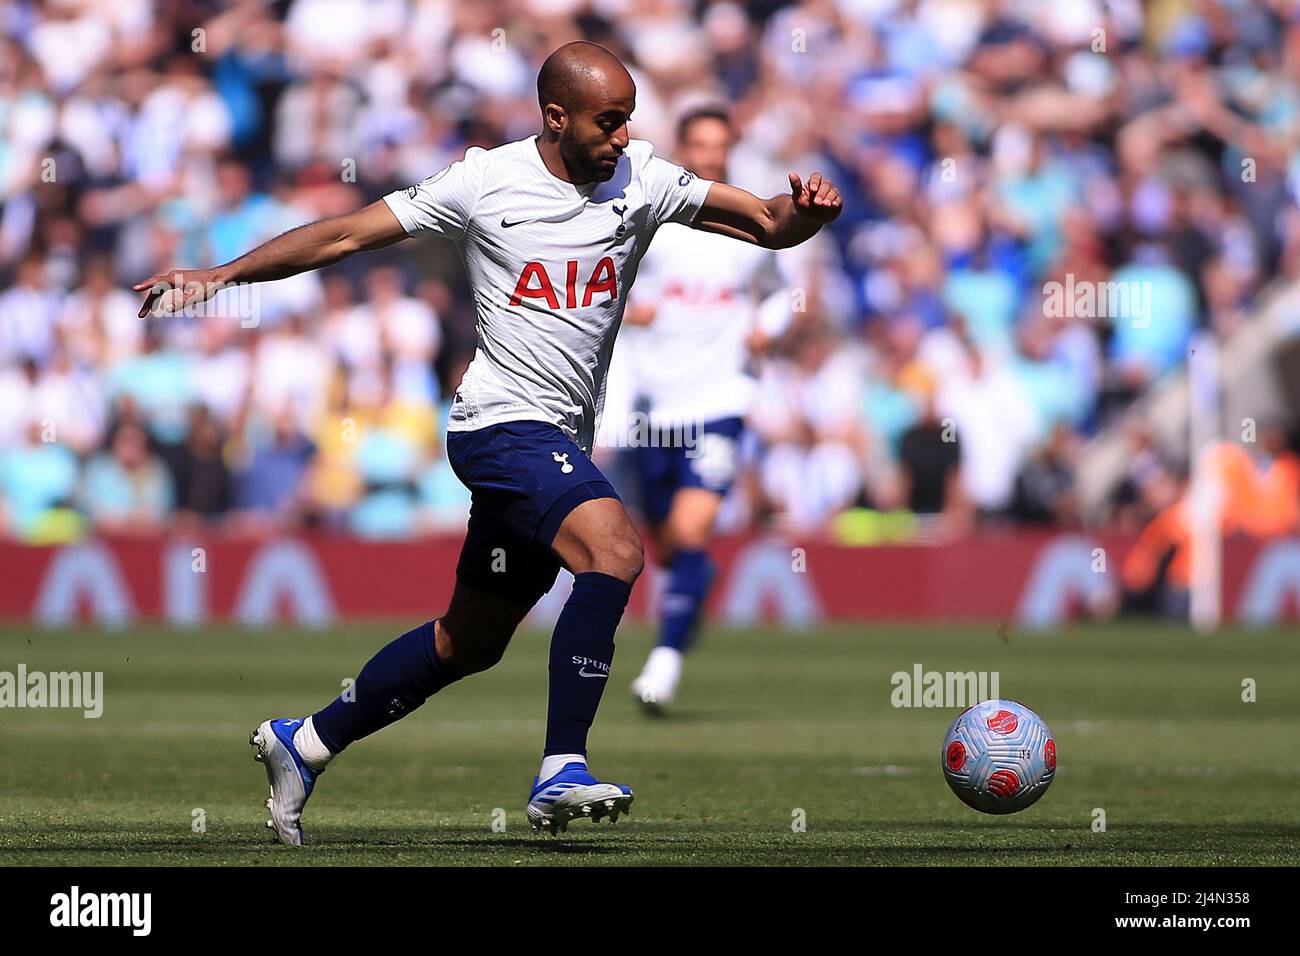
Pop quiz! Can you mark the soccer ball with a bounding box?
[941,699,1056,814]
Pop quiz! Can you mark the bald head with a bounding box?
[535,41,637,184]
[537,41,634,115]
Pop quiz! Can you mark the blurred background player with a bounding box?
[617,106,794,711]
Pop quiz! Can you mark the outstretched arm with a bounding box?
[691,172,842,249]
[134,200,409,316]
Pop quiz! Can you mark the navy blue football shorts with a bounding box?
[445,420,621,607]
[633,416,745,525]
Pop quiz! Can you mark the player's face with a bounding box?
[677,117,732,182]
[561,81,635,183]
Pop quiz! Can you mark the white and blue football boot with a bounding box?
[526,763,634,835]
[250,718,319,846]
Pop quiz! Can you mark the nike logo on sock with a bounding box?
[578,668,609,679]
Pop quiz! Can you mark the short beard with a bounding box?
[560,133,602,184]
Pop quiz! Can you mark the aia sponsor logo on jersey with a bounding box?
[986,709,1019,736]
[509,257,618,309]
[1044,739,1056,771]
[661,279,738,307]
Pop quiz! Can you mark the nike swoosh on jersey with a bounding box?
[502,208,588,229]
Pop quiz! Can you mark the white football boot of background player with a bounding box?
[630,645,683,711]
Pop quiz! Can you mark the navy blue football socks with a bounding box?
[311,619,461,753]
[544,571,632,756]
[310,574,632,759]
[659,548,715,653]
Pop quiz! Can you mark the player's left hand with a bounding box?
[789,171,843,224]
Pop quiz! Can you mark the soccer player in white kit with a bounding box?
[135,41,842,843]
[620,106,794,710]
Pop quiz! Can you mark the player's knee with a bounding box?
[441,638,507,676]
[668,521,710,552]
[434,616,510,675]
[595,532,644,583]
[620,535,646,581]
[554,498,644,581]
[667,496,720,550]
[456,641,508,675]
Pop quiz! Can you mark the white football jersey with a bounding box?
[383,136,712,452]
[622,224,779,424]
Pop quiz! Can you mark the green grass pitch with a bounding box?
[1,620,1298,866]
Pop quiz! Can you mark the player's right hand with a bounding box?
[133,267,223,318]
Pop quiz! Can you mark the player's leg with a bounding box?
[660,485,725,650]
[251,580,532,846]
[306,579,531,754]
[631,417,742,710]
[526,494,643,833]
[481,415,653,833]
[251,492,550,846]
[627,437,680,708]
[631,487,722,709]
[545,496,645,760]
[645,519,672,567]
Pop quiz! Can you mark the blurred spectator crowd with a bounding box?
[3,0,1300,545]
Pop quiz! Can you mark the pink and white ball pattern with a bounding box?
[941,699,1056,815]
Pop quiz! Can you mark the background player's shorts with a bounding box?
[446,420,621,607]
[634,416,745,525]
